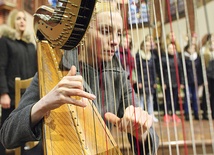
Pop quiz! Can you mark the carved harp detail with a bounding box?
[34,1,122,155]
[34,0,96,50]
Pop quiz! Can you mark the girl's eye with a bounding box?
[101,28,110,35]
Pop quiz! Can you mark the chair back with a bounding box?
[14,77,33,155]
[15,77,33,108]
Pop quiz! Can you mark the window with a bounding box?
[128,0,150,28]
[169,0,185,19]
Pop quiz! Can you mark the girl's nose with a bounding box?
[110,35,120,47]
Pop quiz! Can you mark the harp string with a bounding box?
[118,1,156,154]
[114,2,140,154]
[124,0,160,154]
[195,0,214,153]
[165,1,188,155]
[177,0,212,154]
[58,1,214,154]
[184,0,207,154]
[135,2,153,154]
[151,1,167,154]
[157,1,175,155]
[175,0,195,154]
[115,1,141,154]
[87,2,123,153]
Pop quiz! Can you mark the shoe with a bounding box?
[153,116,159,122]
[172,114,181,123]
[185,114,189,121]
[194,112,199,120]
[202,113,208,120]
[163,114,172,123]
[194,115,199,120]
[203,115,208,120]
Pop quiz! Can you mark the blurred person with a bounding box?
[134,40,158,122]
[201,33,214,119]
[0,2,159,155]
[0,9,38,155]
[118,32,136,85]
[161,43,184,123]
[183,43,203,120]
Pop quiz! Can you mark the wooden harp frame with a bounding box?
[34,0,122,154]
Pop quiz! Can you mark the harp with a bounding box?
[33,0,214,154]
[34,1,122,154]
[122,0,214,155]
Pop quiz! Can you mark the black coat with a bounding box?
[184,53,203,85]
[161,53,184,88]
[134,52,156,94]
[0,37,37,104]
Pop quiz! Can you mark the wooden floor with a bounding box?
[111,115,214,155]
[5,114,214,155]
[154,117,214,155]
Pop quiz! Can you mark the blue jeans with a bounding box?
[140,93,154,114]
[165,87,178,115]
[184,84,198,115]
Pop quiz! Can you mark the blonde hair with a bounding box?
[6,9,32,43]
[94,1,119,14]
[7,9,26,30]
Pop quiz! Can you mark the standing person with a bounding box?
[183,43,203,120]
[202,33,214,119]
[0,9,38,155]
[162,43,184,123]
[165,31,181,53]
[0,2,159,155]
[134,40,158,122]
[145,34,160,115]
[118,32,136,85]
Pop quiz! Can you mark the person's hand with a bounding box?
[41,65,96,111]
[164,84,167,89]
[0,93,11,109]
[31,66,96,126]
[105,105,153,141]
[138,83,142,89]
[180,84,184,89]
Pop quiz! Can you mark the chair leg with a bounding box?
[14,147,21,155]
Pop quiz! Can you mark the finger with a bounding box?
[105,112,121,127]
[66,96,89,107]
[67,65,77,76]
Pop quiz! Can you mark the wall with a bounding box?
[130,1,214,53]
[25,11,36,45]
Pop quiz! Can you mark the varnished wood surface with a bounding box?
[111,115,214,155]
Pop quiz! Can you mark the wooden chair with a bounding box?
[14,77,37,155]
[15,77,33,108]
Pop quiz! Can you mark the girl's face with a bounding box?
[86,11,123,64]
[167,43,175,55]
[169,32,176,41]
[144,41,151,52]
[141,41,151,52]
[211,34,214,43]
[210,42,214,51]
[146,35,155,49]
[122,35,131,49]
[15,11,26,33]
[188,44,196,54]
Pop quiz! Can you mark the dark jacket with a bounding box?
[134,51,156,94]
[0,50,159,155]
[161,53,184,88]
[118,46,135,79]
[184,52,203,85]
[0,26,37,105]
[207,60,214,79]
